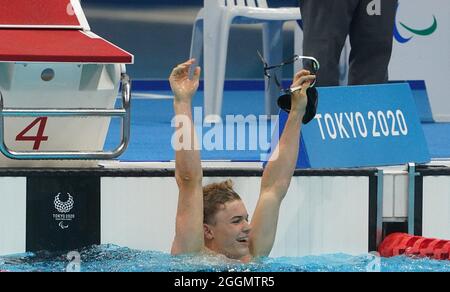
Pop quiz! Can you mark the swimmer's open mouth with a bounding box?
[237,237,248,243]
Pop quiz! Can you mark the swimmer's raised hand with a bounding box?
[169,59,201,104]
[290,70,316,114]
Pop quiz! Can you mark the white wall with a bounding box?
[271,176,369,257]
[382,173,408,219]
[423,176,450,240]
[0,178,27,256]
[101,177,179,252]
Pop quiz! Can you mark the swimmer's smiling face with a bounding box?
[203,200,252,260]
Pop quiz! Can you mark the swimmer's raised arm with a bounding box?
[250,70,316,257]
[169,59,204,255]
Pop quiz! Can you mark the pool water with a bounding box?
[1,245,449,272]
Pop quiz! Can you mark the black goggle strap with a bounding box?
[257,50,289,93]
[256,50,270,78]
[257,51,320,91]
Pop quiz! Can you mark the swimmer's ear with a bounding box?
[203,224,214,240]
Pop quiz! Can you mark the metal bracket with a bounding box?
[0,74,131,160]
[375,169,384,248]
[407,162,420,234]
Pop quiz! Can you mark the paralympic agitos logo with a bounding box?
[394,3,437,43]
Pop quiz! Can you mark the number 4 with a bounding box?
[16,117,48,150]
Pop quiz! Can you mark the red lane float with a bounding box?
[379,233,450,260]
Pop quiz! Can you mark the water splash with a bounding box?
[0,245,449,272]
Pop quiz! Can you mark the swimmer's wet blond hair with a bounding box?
[203,179,241,225]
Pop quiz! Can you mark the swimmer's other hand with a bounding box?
[290,70,316,114]
[169,59,201,104]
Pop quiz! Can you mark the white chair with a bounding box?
[190,0,301,122]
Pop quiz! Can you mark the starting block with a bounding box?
[0,0,133,167]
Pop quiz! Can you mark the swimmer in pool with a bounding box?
[170,59,315,262]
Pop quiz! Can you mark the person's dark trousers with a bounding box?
[299,0,398,86]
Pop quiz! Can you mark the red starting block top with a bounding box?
[0,0,88,28]
[0,29,133,63]
[0,0,132,64]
